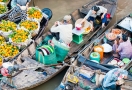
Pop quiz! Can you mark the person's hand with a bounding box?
[48,40,54,47]
[54,21,58,26]
[116,81,120,85]
[114,40,117,45]
[101,15,104,19]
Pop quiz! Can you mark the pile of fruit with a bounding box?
[0,35,5,44]
[27,7,43,20]
[0,20,17,32]
[0,3,7,14]
[0,43,19,57]
[0,0,8,3]
[20,20,38,31]
[9,29,29,43]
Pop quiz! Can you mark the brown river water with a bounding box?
[27,0,132,90]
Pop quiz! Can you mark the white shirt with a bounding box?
[85,6,107,19]
[50,24,73,44]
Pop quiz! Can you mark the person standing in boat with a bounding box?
[81,6,107,30]
[102,68,128,90]
[113,34,132,59]
[8,0,31,22]
[50,15,73,45]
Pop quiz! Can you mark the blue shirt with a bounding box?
[102,68,128,90]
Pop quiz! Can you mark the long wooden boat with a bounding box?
[0,0,117,90]
[57,14,132,90]
[1,0,117,61]
[0,1,50,61]
[65,0,117,55]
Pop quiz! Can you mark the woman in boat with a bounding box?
[113,34,132,59]
[81,6,107,29]
[50,15,73,45]
[102,68,128,90]
[8,0,31,22]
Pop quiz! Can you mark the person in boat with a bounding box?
[113,34,132,59]
[81,6,107,29]
[49,15,73,45]
[102,68,128,90]
[0,63,19,88]
[8,0,31,22]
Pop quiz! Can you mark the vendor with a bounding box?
[50,15,73,45]
[9,0,31,22]
[113,34,132,59]
[81,6,107,30]
[102,68,128,90]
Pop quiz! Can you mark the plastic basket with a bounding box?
[54,45,69,62]
[35,45,57,65]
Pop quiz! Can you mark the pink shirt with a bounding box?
[117,40,132,59]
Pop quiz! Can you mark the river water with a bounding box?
[30,0,132,90]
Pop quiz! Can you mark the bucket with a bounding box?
[94,45,104,60]
[122,58,130,64]
[90,52,100,63]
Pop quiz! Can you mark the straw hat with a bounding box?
[75,18,92,34]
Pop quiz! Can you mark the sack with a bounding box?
[27,7,44,22]
[18,18,40,37]
[35,45,57,65]
[52,38,70,62]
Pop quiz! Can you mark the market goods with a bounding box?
[0,20,17,32]
[0,43,19,57]
[106,33,117,40]
[111,29,122,35]
[85,26,91,32]
[0,35,5,44]
[0,56,2,62]
[0,0,8,3]
[9,29,29,43]
[27,7,43,20]
[0,3,7,14]
[20,20,38,31]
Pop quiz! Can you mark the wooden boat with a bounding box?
[0,0,117,90]
[0,1,50,61]
[57,14,132,90]
[65,0,117,55]
[1,0,117,61]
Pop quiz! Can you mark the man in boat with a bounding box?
[81,6,107,29]
[0,63,19,88]
[49,15,73,45]
[102,68,128,90]
[8,0,31,22]
[113,34,132,59]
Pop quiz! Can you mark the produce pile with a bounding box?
[0,35,5,44]
[0,3,7,14]
[0,0,9,3]
[19,20,38,31]
[0,6,43,61]
[0,43,19,57]
[0,20,17,32]
[27,7,43,21]
[9,29,29,43]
